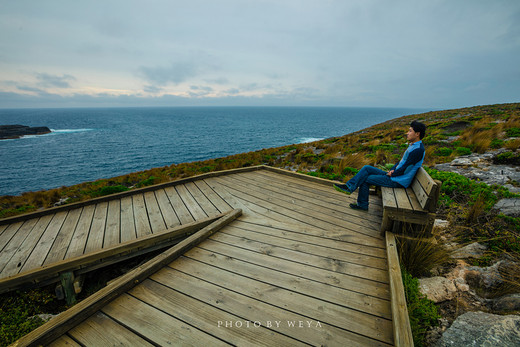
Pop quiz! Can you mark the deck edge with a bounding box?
[386,231,414,347]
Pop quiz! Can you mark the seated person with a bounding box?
[334,120,427,211]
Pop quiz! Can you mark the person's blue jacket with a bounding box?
[390,140,425,188]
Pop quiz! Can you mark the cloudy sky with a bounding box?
[0,0,519,109]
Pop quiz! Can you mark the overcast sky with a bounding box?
[0,0,519,109]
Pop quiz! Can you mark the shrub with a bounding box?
[435,147,453,156]
[455,147,472,156]
[402,267,441,347]
[96,185,129,196]
[490,138,504,149]
[506,127,520,137]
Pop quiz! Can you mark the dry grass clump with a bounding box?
[396,223,450,277]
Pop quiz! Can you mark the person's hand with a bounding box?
[387,170,394,176]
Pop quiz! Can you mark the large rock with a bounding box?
[451,242,487,259]
[419,276,458,303]
[492,294,520,313]
[435,311,520,346]
[0,124,51,139]
[495,198,520,217]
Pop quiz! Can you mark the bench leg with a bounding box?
[381,210,392,235]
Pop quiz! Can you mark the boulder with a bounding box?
[492,294,520,313]
[495,198,520,217]
[419,276,458,303]
[435,311,520,346]
[451,242,487,259]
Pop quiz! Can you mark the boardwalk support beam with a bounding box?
[58,271,77,306]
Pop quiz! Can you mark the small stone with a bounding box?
[434,219,449,229]
[451,242,487,259]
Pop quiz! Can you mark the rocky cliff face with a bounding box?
[0,125,51,139]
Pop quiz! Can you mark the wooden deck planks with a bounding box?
[21,212,67,273]
[84,202,108,254]
[44,209,82,265]
[65,205,95,259]
[0,219,38,275]
[153,266,389,346]
[169,254,393,344]
[154,189,181,229]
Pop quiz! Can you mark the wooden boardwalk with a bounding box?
[6,166,411,346]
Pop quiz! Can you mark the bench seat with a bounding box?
[380,167,441,234]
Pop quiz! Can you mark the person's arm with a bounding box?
[391,147,424,177]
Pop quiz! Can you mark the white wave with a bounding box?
[298,137,324,144]
[50,128,94,133]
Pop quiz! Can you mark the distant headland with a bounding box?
[0,125,51,140]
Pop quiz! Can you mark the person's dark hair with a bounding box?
[410,120,426,139]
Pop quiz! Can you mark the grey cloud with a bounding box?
[35,73,76,88]
[138,62,199,86]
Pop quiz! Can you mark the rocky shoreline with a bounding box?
[422,149,520,346]
[0,125,51,140]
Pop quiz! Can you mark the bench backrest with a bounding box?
[411,167,441,212]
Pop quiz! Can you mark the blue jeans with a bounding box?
[346,165,403,209]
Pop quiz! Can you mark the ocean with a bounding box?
[0,106,424,196]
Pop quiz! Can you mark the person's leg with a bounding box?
[335,165,387,193]
[354,174,403,210]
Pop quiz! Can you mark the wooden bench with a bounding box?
[380,167,441,234]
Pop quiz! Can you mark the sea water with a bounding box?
[0,106,425,196]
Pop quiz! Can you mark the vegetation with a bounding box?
[402,267,441,346]
[1,102,519,343]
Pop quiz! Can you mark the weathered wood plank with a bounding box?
[381,187,398,209]
[132,194,152,237]
[184,181,220,216]
[44,209,82,265]
[131,279,301,346]
[185,245,391,319]
[175,184,208,220]
[103,200,121,248]
[394,188,413,211]
[102,293,229,346]
[68,311,153,347]
[193,180,233,214]
[153,266,391,347]
[154,189,181,229]
[66,205,95,259]
[386,231,413,347]
[168,255,394,344]
[0,224,8,236]
[144,191,166,233]
[120,196,136,243]
[47,334,81,347]
[197,238,390,299]
[84,202,108,254]
[405,187,423,211]
[163,186,194,224]
[0,219,38,275]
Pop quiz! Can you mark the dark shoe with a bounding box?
[349,203,368,211]
[334,183,353,195]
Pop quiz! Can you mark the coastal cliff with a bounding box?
[0,125,51,140]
